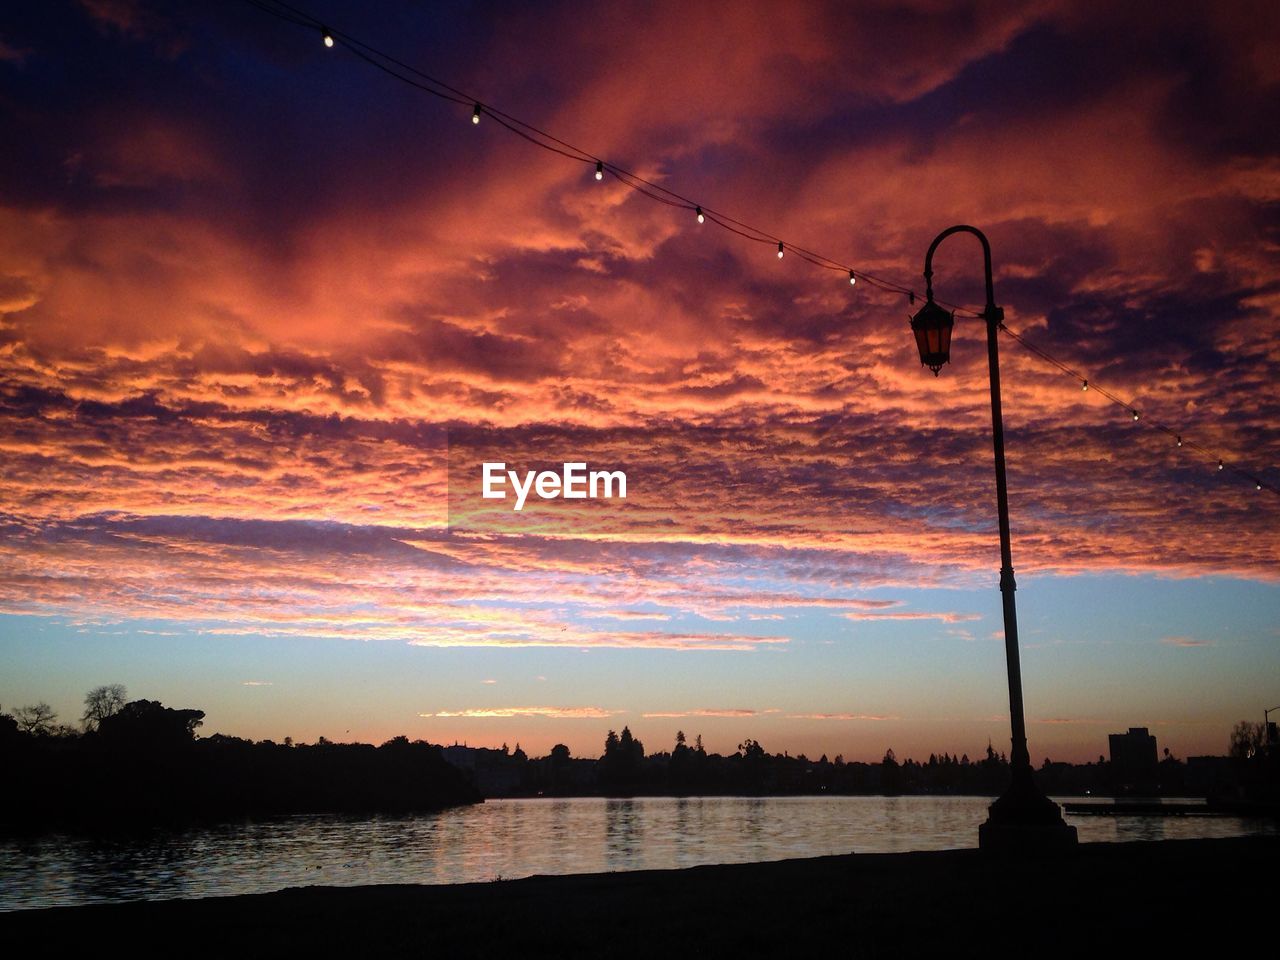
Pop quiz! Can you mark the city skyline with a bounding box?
[2,1,1278,764]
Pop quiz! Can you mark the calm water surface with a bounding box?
[1,795,1274,911]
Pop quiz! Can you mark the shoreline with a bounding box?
[2,835,1268,954]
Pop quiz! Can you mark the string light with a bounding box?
[244,0,1277,501]
[248,0,925,305]
[999,323,1273,496]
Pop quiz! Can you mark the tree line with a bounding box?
[0,687,480,834]
[443,723,1277,800]
[5,690,1273,826]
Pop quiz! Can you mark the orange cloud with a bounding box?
[420,706,621,720]
[784,713,897,721]
[0,0,1276,696]
[1160,636,1213,648]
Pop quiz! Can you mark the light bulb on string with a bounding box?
[222,4,1280,504]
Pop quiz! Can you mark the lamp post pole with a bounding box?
[1265,705,1280,750]
[923,226,1031,774]
[913,225,1077,851]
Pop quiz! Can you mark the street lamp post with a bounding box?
[911,225,1077,852]
[1264,705,1280,750]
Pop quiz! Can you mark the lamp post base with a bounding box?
[978,817,1078,853]
[978,768,1078,853]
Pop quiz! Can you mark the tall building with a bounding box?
[1109,727,1158,784]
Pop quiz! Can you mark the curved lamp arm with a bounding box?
[923,224,997,316]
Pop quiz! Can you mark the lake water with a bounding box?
[1,795,1274,912]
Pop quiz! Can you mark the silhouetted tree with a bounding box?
[1230,721,1266,759]
[881,748,902,793]
[82,683,127,732]
[619,726,644,764]
[0,709,18,744]
[97,699,204,747]
[14,702,57,735]
[601,727,644,787]
[669,730,695,788]
[0,694,485,833]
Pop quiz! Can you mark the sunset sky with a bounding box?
[2,0,1277,765]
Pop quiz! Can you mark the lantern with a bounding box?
[910,298,954,376]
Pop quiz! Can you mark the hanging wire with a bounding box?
[998,324,1275,495]
[239,0,1275,498]
[239,2,927,303]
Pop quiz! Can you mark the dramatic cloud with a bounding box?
[1,2,1277,757]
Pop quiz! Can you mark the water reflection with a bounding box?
[605,798,643,868]
[1,796,1274,911]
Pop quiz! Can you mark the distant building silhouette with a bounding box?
[1109,727,1158,788]
[442,743,524,795]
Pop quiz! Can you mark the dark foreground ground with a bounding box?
[2,836,1274,956]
